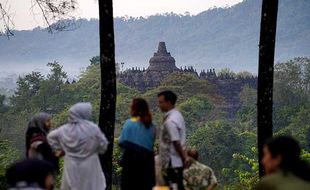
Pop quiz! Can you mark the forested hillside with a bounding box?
[0,0,309,75]
[1,56,309,189]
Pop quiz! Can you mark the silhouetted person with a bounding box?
[119,98,156,190]
[25,112,59,172]
[255,136,310,190]
[47,102,108,190]
[6,159,55,190]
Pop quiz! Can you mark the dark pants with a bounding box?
[120,150,155,190]
[162,167,184,190]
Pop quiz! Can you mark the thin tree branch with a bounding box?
[0,0,14,38]
[31,0,79,33]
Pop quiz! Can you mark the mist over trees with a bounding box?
[0,0,309,189]
[0,57,309,189]
[0,0,309,75]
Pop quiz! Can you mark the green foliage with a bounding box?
[236,71,254,78]
[178,95,213,134]
[112,138,122,186]
[218,68,236,78]
[0,94,8,114]
[277,106,310,150]
[55,159,64,189]
[0,140,19,189]
[237,85,257,130]
[223,147,259,190]
[188,120,242,182]
[1,57,310,189]
[301,150,310,163]
[273,58,310,149]
[273,58,310,131]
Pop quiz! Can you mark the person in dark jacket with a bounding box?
[25,112,59,172]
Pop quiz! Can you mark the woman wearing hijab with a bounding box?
[119,98,156,190]
[26,112,59,172]
[47,102,108,190]
[255,136,310,190]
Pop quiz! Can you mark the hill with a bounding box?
[0,0,309,75]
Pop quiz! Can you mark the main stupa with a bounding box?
[147,42,179,72]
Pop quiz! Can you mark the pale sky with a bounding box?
[6,0,243,30]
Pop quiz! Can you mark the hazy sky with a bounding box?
[8,0,243,30]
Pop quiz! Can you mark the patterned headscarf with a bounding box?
[28,112,52,135]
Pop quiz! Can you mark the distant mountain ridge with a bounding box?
[0,0,309,75]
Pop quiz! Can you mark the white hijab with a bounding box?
[59,102,108,159]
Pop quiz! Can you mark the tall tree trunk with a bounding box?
[257,0,278,177]
[98,0,116,189]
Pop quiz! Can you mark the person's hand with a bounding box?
[183,156,192,168]
[55,150,65,157]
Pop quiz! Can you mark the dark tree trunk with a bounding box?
[257,0,278,177]
[98,0,116,189]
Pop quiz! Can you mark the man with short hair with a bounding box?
[157,90,190,190]
[183,149,217,190]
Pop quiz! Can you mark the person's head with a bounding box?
[187,149,199,161]
[69,102,92,121]
[131,98,152,128]
[157,90,177,112]
[28,112,52,133]
[262,136,300,174]
[6,159,55,190]
[262,136,310,181]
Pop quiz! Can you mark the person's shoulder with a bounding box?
[196,161,212,170]
[92,122,103,131]
[191,161,211,172]
[81,121,101,132]
[169,108,182,116]
[123,119,137,127]
[49,124,66,133]
[261,172,281,182]
[122,119,140,131]
[168,109,185,122]
[255,172,282,190]
[26,126,42,134]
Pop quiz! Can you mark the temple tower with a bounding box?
[147,42,179,72]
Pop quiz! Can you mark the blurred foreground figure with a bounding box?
[48,102,109,190]
[255,136,310,190]
[26,112,59,172]
[119,98,156,190]
[158,91,190,190]
[6,159,55,190]
[183,149,217,190]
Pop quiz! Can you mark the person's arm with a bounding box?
[47,128,64,157]
[173,141,186,160]
[207,183,217,190]
[166,121,191,167]
[119,121,129,146]
[173,141,190,167]
[96,127,109,154]
[208,168,218,190]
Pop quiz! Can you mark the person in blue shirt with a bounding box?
[119,98,156,190]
